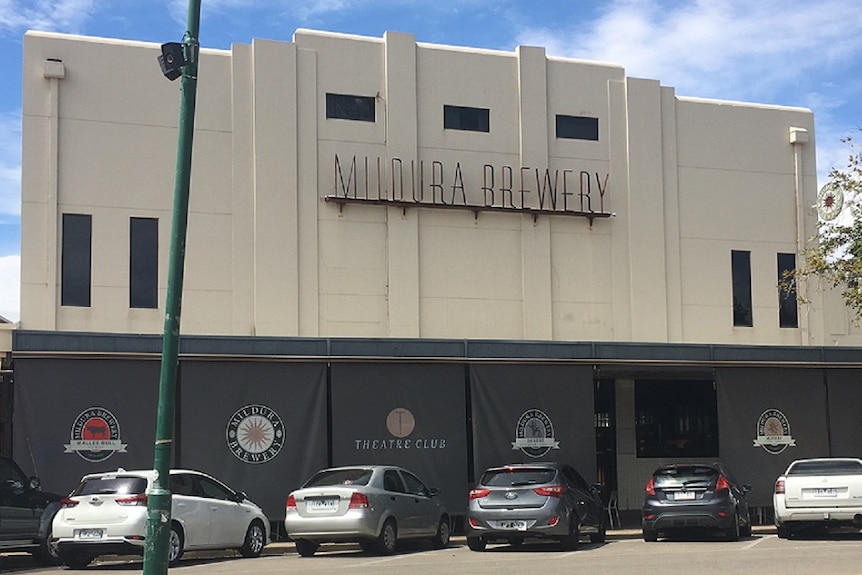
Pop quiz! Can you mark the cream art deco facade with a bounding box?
[9,29,862,520]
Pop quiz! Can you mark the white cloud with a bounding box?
[0,0,97,33]
[0,254,19,322]
[0,111,20,219]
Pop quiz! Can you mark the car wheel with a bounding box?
[559,520,580,551]
[240,520,266,558]
[724,511,740,542]
[740,512,752,538]
[168,523,185,566]
[295,539,319,557]
[59,551,94,570]
[643,528,658,542]
[777,525,792,539]
[33,525,61,566]
[432,517,451,549]
[466,536,486,552]
[375,519,397,555]
[590,521,607,544]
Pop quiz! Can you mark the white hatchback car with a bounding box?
[52,468,269,569]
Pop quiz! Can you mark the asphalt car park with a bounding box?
[6,527,862,575]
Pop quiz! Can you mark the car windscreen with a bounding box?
[788,460,862,476]
[303,468,373,488]
[653,466,717,487]
[73,476,149,496]
[481,468,556,487]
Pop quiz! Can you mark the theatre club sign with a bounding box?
[327,154,612,220]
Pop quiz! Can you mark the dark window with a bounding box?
[556,115,599,140]
[303,468,372,488]
[325,93,375,122]
[635,379,719,458]
[130,217,158,309]
[73,476,148,496]
[732,250,753,327]
[778,252,798,328]
[61,213,91,307]
[788,460,862,475]
[444,105,490,132]
[383,470,406,493]
[480,468,556,486]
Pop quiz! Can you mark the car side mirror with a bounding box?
[428,487,440,497]
[741,484,752,494]
[29,476,41,491]
[236,491,248,503]
[591,483,603,494]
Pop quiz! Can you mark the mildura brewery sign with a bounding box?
[326,154,613,220]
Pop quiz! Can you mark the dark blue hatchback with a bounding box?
[642,462,752,541]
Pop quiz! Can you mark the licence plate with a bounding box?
[813,488,837,497]
[673,491,695,501]
[307,498,339,511]
[76,529,104,540]
[499,520,527,530]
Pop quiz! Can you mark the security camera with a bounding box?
[158,42,186,81]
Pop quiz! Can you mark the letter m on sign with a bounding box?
[334,154,357,198]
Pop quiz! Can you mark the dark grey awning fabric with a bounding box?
[825,369,862,458]
[13,357,161,497]
[178,361,327,520]
[470,364,596,484]
[716,367,828,507]
[330,363,469,513]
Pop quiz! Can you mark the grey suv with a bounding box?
[0,455,62,565]
[466,462,605,551]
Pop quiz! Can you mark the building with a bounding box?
[9,29,862,524]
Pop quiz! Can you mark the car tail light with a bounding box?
[286,494,297,511]
[533,485,565,498]
[645,478,656,496]
[116,493,148,506]
[349,492,369,509]
[548,515,560,527]
[715,474,730,493]
[468,517,480,527]
[469,488,490,500]
[60,498,79,509]
[775,479,785,495]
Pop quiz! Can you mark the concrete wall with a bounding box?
[21,29,830,346]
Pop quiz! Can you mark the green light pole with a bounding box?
[143,1,201,574]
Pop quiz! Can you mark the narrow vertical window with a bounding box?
[778,253,798,328]
[61,213,92,307]
[130,217,158,309]
[731,250,753,327]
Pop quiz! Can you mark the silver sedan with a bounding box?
[284,465,450,556]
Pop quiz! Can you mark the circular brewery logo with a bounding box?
[226,404,285,464]
[753,408,796,454]
[386,407,416,438]
[511,408,560,458]
[64,407,127,462]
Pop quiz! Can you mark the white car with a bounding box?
[774,457,862,538]
[52,469,269,568]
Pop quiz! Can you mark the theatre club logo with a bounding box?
[753,408,796,454]
[65,407,127,463]
[512,408,560,458]
[226,404,285,464]
[353,407,447,450]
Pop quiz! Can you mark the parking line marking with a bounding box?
[743,535,774,550]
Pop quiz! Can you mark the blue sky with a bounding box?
[1,0,861,322]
